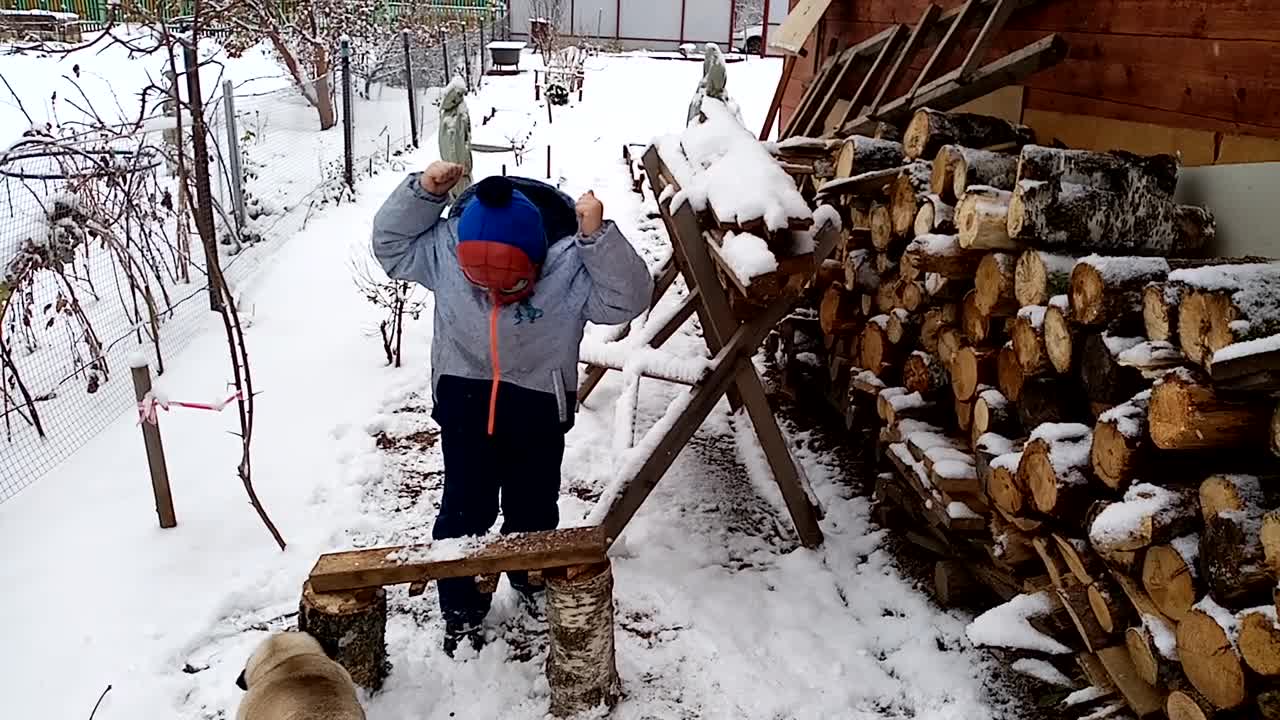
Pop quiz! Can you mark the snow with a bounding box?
[658,97,811,231]
[719,231,778,285]
[870,314,891,329]
[578,339,711,385]
[966,592,1072,654]
[0,47,1017,720]
[1141,613,1179,661]
[1011,658,1072,687]
[1089,483,1181,549]
[1017,304,1047,329]
[1049,294,1070,310]
[1030,422,1091,444]
[1194,595,1242,647]
[948,501,981,520]
[1212,332,1280,365]
[0,8,79,20]
[1117,340,1183,369]
[1169,263,1280,337]
[1029,423,1091,485]
[1078,254,1170,284]
[926,447,973,467]
[812,203,842,231]
[1097,392,1149,439]
[853,369,886,389]
[1171,533,1200,572]
[1064,685,1108,707]
[1102,333,1144,357]
[887,390,927,412]
[934,461,977,481]
[909,233,962,256]
[990,451,1023,473]
[975,433,1014,456]
[910,430,962,452]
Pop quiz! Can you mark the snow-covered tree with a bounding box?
[210,0,391,131]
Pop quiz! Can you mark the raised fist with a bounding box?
[576,190,604,236]
[420,161,465,195]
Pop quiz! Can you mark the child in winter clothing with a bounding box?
[371,161,653,655]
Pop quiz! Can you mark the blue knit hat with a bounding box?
[457,176,547,264]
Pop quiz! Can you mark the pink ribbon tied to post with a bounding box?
[137,389,244,425]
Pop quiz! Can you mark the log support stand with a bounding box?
[546,561,622,717]
[298,581,389,692]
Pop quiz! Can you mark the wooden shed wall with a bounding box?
[778,0,1280,164]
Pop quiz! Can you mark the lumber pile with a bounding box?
[776,106,1280,718]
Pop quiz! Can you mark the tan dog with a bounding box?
[235,632,366,720]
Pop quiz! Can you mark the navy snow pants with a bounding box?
[430,375,568,628]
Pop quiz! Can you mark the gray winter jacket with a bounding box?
[371,173,654,423]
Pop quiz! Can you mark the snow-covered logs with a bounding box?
[903,109,1035,162]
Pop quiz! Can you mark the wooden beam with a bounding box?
[834,24,907,134]
[782,52,842,139]
[577,260,681,405]
[799,38,853,137]
[308,526,608,593]
[785,25,897,139]
[843,33,1067,135]
[598,295,799,545]
[760,55,797,140]
[908,0,978,101]
[957,0,1018,81]
[867,3,943,116]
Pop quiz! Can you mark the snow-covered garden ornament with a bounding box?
[437,78,474,200]
[686,43,741,126]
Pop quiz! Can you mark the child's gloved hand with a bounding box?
[420,161,465,195]
[576,191,604,237]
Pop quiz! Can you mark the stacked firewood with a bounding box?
[777,106,1280,719]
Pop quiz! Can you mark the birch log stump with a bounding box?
[951,146,1019,198]
[836,136,905,178]
[298,582,388,691]
[546,562,622,717]
[903,109,1035,161]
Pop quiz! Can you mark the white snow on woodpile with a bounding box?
[655,97,812,233]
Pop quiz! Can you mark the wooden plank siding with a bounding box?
[779,0,1280,146]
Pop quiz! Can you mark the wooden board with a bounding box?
[1095,645,1164,719]
[771,0,838,55]
[309,526,608,593]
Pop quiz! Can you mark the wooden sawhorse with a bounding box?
[585,145,838,550]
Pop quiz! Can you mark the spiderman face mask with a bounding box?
[456,240,539,305]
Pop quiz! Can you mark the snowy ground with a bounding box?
[0,48,1017,720]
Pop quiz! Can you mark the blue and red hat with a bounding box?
[456,176,547,304]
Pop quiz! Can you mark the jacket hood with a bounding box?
[450,176,578,247]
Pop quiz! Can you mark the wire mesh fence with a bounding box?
[0,14,505,501]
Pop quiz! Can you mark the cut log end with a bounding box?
[1176,606,1249,711]
[299,581,388,692]
[1044,304,1075,375]
[1141,544,1198,622]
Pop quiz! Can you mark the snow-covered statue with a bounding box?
[437,77,474,200]
[687,43,741,126]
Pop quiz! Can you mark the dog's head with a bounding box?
[236,631,328,691]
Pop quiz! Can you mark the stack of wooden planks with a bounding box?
[771,105,1280,719]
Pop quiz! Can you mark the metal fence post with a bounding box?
[440,29,451,85]
[221,79,247,229]
[478,20,486,86]
[340,37,354,189]
[461,23,472,91]
[402,30,418,148]
[131,361,176,529]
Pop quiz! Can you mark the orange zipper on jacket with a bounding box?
[487,296,500,436]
